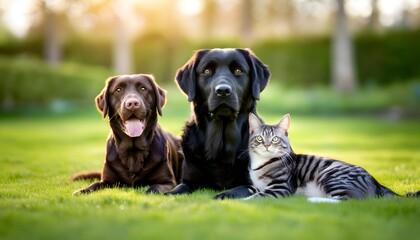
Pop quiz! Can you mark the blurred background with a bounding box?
[0,0,419,119]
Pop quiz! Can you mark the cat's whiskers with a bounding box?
[277,150,293,170]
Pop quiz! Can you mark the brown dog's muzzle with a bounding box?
[120,95,147,138]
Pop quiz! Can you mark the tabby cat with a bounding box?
[246,113,418,201]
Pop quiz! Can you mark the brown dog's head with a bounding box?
[175,48,270,118]
[96,74,166,138]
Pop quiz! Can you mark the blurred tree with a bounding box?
[202,0,217,38]
[265,0,296,36]
[40,0,64,66]
[368,0,380,31]
[112,3,132,74]
[241,0,253,43]
[161,0,179,82]
[81,0,134,74]
[332,0,357,93]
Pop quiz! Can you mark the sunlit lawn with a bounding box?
[0,99,419,240]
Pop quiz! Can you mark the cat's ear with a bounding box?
[278,114,291,133]
[248,113,262,134]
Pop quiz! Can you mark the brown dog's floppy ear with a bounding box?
[238,48,270,100]
[96,76,116,118]
[156,87,166,116]
[176,49,210,102]
[146,75,166,116]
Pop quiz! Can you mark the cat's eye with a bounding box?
[234,68,243,75]
[256,135,264,143]
[272,136,280,143]
[202,68,212,76]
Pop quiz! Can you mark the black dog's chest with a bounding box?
[202,160,250,189]
[184,143,251,188]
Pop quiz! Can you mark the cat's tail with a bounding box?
[71,171,101,181]
[404,191,420,197]
[380,185,400,197]
[380,185,420,198]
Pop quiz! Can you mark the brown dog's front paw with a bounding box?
[72,188,90,196]
[72,181,105,196]
[145,186,162,194]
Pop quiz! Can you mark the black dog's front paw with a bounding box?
[213,191,236,200]
[213,185,254,200]
[164,183,191,195]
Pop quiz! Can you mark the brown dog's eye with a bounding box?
[234,68,243,75]
[140,87,146,91]
[202,69,212,76]
[115,87,123,93]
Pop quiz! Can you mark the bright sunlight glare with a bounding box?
[377,0,417,26]
[1,0,419,38]
[347,0,372,18]
[1,0,36,38]
[177,0,204,16]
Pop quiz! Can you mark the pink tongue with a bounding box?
[124,119,145,137]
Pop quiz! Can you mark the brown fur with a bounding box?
[72,74,183,195]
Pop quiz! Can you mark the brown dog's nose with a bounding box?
[125,98,141,110]
[215,84,232,97]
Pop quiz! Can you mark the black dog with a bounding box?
[166,48,270,199]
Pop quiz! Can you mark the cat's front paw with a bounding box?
[243,193,262,200]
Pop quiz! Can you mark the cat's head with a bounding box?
[248,113,292,158]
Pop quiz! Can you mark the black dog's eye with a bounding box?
[115,87,123,93]
[202,68,212,76]
[234,68,243,75]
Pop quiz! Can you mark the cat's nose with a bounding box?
[264,144,270,150]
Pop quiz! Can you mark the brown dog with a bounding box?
[72,74,183,195]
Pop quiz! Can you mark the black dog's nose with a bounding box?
[215,84,232,97]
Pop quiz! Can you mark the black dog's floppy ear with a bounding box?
[175,49,210,102]
[96,76,117,118]
[238,48,270,100]
[146,75,166,116]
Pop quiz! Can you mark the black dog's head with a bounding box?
[176,48,270,118]
[96,74,166,138]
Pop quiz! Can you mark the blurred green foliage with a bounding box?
[259,81,420,116]
[1,29,419,87]
[1,29,419,116]
[0,56,112,108]
[0,55,419,117]
[356,30,420,85]
[255,29,420,87]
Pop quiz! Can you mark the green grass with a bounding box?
[0,111,419,240]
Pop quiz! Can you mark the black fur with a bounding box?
[166,48,270,198]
